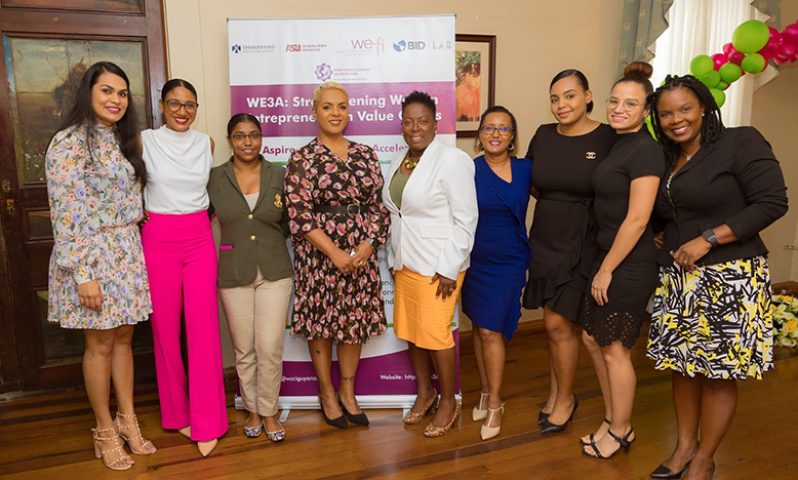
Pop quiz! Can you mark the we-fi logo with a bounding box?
[351,37,384,54]
[393,40,426,52]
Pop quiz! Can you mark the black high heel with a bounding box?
[582,427,635,460]
[338,395,369,426]
[650,460,691,479]
[537,410,550,425]
[539,396,578,434]
[318,395,347,429]
[579,417,611,446]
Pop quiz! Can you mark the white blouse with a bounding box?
[142,126,212,214]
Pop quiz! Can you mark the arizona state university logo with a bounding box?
[585,151,597,160]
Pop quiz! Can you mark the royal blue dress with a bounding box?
[462,156,532,339]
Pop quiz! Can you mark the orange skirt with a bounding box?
[393,268,465,351]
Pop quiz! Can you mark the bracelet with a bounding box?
[701,229,719,247]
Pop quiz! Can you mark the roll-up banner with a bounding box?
[228,15,459,411]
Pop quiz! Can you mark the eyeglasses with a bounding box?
[230,132,262,142]
[606,98,642,111]
[479,125,513,135]
[164,99,199,113]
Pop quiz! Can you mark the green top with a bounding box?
[389,168,411,209]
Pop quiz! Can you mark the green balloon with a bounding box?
[645,115,657,141]
[717,80,729,90]
[709,88,726,108]
[701,70,721,88]
[732,20,769,54]
[741,53,766,74]
[719,63,742,83]
[690,55,714,77]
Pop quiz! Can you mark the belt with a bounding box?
[317,204,364,215]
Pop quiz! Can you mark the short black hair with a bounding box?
[161,78,198,101]
[401,90,436,116]
[227,113,261,137]
[474,105,519,154]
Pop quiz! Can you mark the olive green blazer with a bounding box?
[207,157,292,288]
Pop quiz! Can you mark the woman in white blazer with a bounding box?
[382,91,478,437]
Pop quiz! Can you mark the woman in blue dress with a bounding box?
[462,106,531,441]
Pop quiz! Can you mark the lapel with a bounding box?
[476,156,524,227]
[222,160,243,197]
[253,158,273,211]
[671,140,718,180]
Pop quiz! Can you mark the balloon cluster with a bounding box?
[689,19,798,107]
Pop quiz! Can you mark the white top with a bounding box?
[244,192,259,211]
[381,137,478,280]
[142,126,212,214]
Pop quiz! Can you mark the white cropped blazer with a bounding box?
[382,137,478,280]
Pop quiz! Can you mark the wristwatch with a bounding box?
[701,229,719,247]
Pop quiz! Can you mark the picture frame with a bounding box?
[454,34,496,138]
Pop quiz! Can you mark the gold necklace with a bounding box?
[403,152,419,170]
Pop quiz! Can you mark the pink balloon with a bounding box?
[722,42,735,55]
[778,42,796,58]
[712,53,728,70]
[783,23,798,43]
[769,25,780,42]
[729,50,745,65]
[773,56,788,65]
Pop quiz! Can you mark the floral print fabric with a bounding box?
[284,139,389,343]
[46,124,152,329]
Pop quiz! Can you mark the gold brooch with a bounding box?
[274,192,283,208]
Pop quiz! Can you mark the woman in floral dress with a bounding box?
[284,82,389,428]
[45,61,154,471]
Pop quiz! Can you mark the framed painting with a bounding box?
[0,0,143,14]
[454,34,496,138]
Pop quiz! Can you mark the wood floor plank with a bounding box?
[1,322,796,479]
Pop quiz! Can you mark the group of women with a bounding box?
[45,59,786,480]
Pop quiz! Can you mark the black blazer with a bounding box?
[207,157,292,287]
[654,127,788,267]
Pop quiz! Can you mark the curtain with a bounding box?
[617,0,674,77]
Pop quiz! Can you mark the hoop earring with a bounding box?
[508,142,515,152]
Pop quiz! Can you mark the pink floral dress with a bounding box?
[284,139,390,343]
[45,123,152,329]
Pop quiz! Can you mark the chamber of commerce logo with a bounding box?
[231,44,242,53]
[315,63,333,81]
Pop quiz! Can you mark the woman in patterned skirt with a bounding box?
[647,75,787,480]
[45,61,154,471]
[284,82,390,428]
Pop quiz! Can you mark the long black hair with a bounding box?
[474,105,519,154]
[227,112,261,137]
[54,61,146,185]
[550,69,594,113]
[647,74,725,160]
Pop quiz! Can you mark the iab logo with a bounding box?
[351,37,384,54]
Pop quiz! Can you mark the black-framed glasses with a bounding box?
[480,125,513,135]
[605,98,642,111]
[164,99,199,113]
[230,132,262,142]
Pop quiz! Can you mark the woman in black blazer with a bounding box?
[646,75,787,480]
[207,113,293,442]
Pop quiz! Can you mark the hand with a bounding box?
[430,273,457,301]
[670,236,711,271]
[330,248,355,274]
[591,270,612,306]
[653,232,664,250]
[350,241,374,269]
[138,211,150,225]
[78,280,103,312]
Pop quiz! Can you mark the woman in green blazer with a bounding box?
[207,113,292,442]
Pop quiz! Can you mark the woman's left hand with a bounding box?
[670,236,711,271]
[350,241,374,269]
[431,273,457,301]
[591,270,612,306]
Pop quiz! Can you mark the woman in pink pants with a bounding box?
[140,78,227,457]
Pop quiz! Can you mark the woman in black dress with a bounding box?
[579,62,664,459]
[524,69,616,433]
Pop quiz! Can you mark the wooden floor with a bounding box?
[2,323,797,480]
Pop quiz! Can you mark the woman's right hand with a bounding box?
[78,280,103,312]
[330,247,355,274]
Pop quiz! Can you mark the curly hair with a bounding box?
[647,74,725,160]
